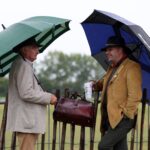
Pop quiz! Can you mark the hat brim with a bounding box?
[12,41,42,53]
[101,45,132,55]
[101,44,124,52]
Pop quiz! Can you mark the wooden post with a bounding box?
[130,114,137,150]
[52,120,57,150]
[90,91,99,150]
[41,134,45,150]
[11,132,16,150]
[64,88,70,98]
[139,89,147,150]
[59,89,69,150]
[70,124,75,150]
[79,126,85,150]
[52,89,60,150]
[0,95,8,150]
[60,123,66,150]
[90,127,95,150]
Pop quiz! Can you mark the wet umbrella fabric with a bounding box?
[0,16,70,76]
[81,9,150,102]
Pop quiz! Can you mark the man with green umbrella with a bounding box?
[6,38,57,150]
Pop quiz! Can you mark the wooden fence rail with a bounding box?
[52,89,99,150]
[0,89,149,150]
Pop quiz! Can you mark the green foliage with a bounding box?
[0,51,105,97]
[36,51,105,94]
[0,78,8,97]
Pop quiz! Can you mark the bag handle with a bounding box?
[70,91,85,101]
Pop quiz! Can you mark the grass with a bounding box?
[0,103,149,150]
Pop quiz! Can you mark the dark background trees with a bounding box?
[0,51,105,97]
[36,51,105,95]
[0,78,8,97]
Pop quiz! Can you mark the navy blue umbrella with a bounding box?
[81,9,150,103]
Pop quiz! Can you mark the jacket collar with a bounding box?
[108,58,129,84]
[25,58,33,67]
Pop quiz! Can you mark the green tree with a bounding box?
[36,51,105,94]
[0,77,8,97]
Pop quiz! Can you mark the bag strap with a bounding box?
[70,92,85,101]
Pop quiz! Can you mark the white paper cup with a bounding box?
[84,82,93,101]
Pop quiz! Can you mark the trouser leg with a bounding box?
[17,132,39,150]
[113,135,128,150]
[98,117,134,150]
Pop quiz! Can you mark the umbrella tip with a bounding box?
[1,24,6,30]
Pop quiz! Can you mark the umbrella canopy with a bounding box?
[81,9,150,102]
[0,16,70,77]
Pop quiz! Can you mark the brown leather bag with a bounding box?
[53,97,95,127]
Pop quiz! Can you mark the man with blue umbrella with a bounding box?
[94,36,142,150]
[6,38,57,150]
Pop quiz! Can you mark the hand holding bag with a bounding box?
[53,97,95,127]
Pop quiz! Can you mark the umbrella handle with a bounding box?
[1,24,6,30]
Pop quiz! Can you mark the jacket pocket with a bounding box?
[21,106,35,129]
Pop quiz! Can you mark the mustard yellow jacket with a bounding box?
[98,58,142,132]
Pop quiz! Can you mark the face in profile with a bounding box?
[21,45,39,62]
[105,46,124,64]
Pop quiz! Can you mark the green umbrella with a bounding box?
[0,16,70,77]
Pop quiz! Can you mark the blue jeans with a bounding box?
[98,117,134,150]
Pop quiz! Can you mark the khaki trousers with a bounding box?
[17,133,39,150]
